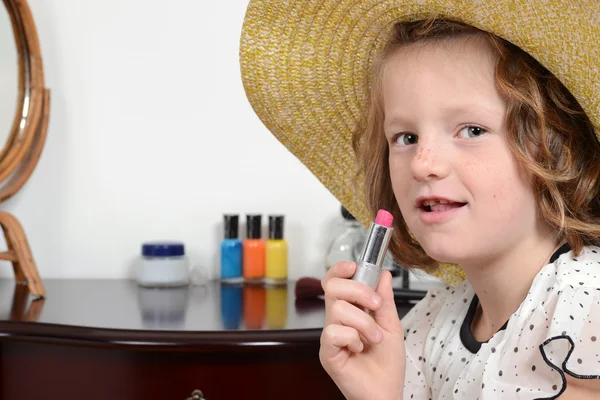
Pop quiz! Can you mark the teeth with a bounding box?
[423,199,449,206]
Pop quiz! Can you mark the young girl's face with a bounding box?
[382,38,543,265]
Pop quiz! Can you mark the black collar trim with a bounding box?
[460,242,571,354]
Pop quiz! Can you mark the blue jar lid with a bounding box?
[142,242,185,257]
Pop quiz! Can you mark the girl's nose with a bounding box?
[409,140,450,182]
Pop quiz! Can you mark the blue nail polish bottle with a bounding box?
[221,215,243,283]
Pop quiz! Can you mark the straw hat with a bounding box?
[239,0,600,285]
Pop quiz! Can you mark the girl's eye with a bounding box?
[392,133,418,146]
[458,125,487,139]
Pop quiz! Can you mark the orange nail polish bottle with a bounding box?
[243,214,265,282]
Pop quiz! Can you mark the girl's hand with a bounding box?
[319,262,406,400]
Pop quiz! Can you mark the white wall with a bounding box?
[0,0,347,281]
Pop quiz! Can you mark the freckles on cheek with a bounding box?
[485,153,531,222]
[485,178,522,223]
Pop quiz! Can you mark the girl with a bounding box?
[239,1,600,398]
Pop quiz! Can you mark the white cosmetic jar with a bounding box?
[136,242,190,287]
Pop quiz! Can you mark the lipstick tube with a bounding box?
[351,209,394,290]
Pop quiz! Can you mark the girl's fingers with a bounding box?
[320,323,364,362]
[321,262,357,289]
[329,299,383,344]
[323,276,382,312]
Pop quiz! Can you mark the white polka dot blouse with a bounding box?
[402,243,600,399]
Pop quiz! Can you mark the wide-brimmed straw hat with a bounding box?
[239,0,600,285]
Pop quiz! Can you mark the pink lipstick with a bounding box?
[351,209,394,290]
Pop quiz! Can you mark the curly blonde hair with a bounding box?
[352,16,600,273]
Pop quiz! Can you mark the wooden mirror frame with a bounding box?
[1,0,50,297]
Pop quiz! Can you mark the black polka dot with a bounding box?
[577,358,583,364]
[592,336,597,342]
[499,370,503,376]
[514,347,519,353]
[530,324,534,330]
[532,365,536,371]
[570,315,574,320]
[517,388,521,392]
[461,358,466,362]
[491,347,496,353]
[553,385,558,390]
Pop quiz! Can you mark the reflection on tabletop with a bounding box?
[0,277,436,332]
[7,283,45,322]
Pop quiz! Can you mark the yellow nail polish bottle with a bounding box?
[265,215,287,284]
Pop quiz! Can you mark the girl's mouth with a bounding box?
[422,202,467,212]
[419,202,467,224]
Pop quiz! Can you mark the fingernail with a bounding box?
[372,295,382,306]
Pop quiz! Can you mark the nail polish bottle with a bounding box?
[243,214,265,282]
[266,215,288,284]
[220,215,243,283]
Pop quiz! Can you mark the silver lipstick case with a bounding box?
[351,221,393,290]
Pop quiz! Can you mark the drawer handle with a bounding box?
[186,390,206,400]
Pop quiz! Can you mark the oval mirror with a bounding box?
[0,0,50,298]
[0,0,49,202]
[0,6,17,153]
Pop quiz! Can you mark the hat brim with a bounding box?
[239,0,600,285]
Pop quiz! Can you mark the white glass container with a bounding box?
[136,242,190,287]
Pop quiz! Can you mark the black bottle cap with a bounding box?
[268,215,284,239]
[341,205,357,221]
[246,215,262,239]
[223,215,239,239]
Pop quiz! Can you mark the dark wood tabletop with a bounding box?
[0,279,331,349]
[0,279,418,399]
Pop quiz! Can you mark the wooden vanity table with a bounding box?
[0,279,415,399]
